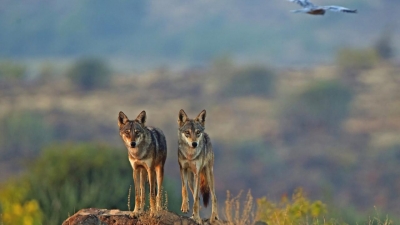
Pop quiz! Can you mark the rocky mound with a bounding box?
[62,208,224,225]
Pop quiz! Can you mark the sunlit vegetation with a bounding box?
[256,188,327,225]
[0,182,43,225]
[222,189,394,225]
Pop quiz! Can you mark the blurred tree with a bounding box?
[0,61,26,81]
[335,48,379,85]
[211,55,236,72]
[221,65,276,98]
[37,63,56,83]
[0,111,53,160]
[374,29,394,61]
[336,48,379,72]
[67,58,111,91]
[280,80,353,142]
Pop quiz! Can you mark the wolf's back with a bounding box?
[148,126,167,162]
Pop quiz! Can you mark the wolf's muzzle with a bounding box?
[130,141,136,148]
[191,142,198,148]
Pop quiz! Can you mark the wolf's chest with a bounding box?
[128,144,152,161]
[180,158,203,173]
[185,147,200,160]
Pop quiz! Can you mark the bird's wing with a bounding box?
[288,0,314,8]
[322,5,357,13]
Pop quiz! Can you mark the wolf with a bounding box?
[177,109,219,224]
[118,110,167,215]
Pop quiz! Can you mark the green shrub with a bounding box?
[67,58,111,90]
[24,143,133,224]
[0,61,26,81]
[0,143,180,224]
[220,65,276,98]
[280,80,353,139]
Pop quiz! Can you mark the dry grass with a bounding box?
[127,185,132,211]
[133,189,168,225]
[367,217,392,225]
[224,190,255,225]
[365,207,393,225]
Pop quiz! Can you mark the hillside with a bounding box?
[1,57,400,223]
[0,0,399,67]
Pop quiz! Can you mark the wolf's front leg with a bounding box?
[207,166,219,222]
[148,168,157,216]
[156,165,164,211]
[139,168,146,212]
[132,169,142,215]
[180,167,189,213]
[191,172,202,224]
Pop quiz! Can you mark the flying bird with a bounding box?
[289,0,357,15]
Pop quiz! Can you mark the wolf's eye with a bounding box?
[195,130,200,135]
[125,130,130,134]
[134,129,140,134]
[184,131,190,136]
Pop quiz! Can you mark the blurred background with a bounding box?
[0,0,400,224]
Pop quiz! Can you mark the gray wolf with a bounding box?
[177,109,219,224]
[118,110,167,215]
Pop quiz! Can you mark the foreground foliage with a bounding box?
[0,143,183,225]
[0,182,42,225]
[223,189,393,225]
[1,143,132,224]
[256,188,327,225]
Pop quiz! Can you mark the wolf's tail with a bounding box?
[200,171,210,207]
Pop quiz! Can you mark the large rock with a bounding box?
[62,208,199,225]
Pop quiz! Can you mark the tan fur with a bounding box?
[118,111,167,216]
[177,109,219,224]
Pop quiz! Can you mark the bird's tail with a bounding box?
[343,9,357,13]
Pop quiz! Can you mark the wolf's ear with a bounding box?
[178,109,188,127]
[118,111,129,127]
[195,109,206,127]
[135,110,146,125]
